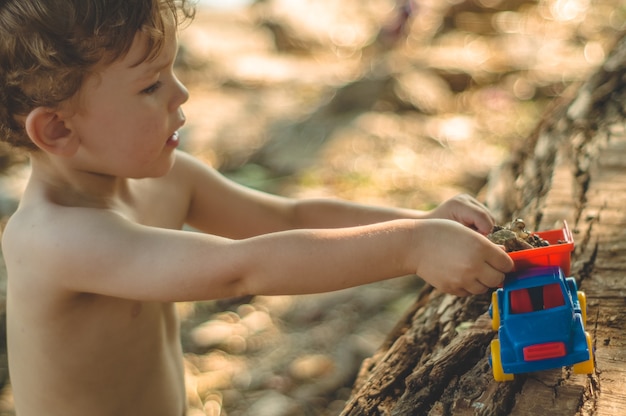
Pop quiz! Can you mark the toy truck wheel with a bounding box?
[491,339,514,382]
[577,291,587,325]
[572,332,594,375]
[491,291,500,331]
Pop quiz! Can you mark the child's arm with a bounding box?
[4,152,512,302]
[12,209,511,302]
[180,152,495,237]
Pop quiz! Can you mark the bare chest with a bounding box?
[7,295,185,415]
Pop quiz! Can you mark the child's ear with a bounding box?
[24,107,79,156]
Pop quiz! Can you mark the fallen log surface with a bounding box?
[341,33,626,416]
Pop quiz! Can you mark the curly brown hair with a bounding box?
[0,0,195,150]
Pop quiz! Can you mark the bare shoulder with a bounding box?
[161,150,232,201]
[2,200,133,277]
[1,151,212,261]
[2,197,187,301]
[174,150,295,237]
[1,178,230,301]
[169,149,223,184]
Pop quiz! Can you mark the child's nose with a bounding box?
[171,77,189,109]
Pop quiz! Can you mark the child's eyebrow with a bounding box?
[131,53,173,83]
[138,59,169,75]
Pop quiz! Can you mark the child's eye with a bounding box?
[141,81,162,95]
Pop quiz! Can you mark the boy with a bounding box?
[0,1,513,415]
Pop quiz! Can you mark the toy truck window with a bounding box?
[509,284,565,314]
[510,288,533,314]
[543,283,565,308]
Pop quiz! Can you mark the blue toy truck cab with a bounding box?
[489,266,594,381]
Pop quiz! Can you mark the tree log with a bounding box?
[341,33,626,416]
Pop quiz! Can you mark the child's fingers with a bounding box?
[466,280,491,295]
[477,268,506,289]
[467,210,495,235]
[449,200,494,235]
[485,244,514,273]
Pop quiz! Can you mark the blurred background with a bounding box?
[0,0,624,415]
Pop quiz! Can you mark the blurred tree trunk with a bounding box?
[340,32,626,416]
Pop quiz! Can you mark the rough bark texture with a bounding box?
[341,33,626,416]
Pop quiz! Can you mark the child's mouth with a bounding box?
[166,131,180,147]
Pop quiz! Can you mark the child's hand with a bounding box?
[412,219,513,297]
[424,194,496,236]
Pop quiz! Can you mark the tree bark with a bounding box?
[341,32,626,416]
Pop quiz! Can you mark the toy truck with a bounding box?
[488,222,594,381]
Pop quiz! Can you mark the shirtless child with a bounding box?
[0,1,513,415]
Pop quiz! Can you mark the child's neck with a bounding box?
[28,153,135,210]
